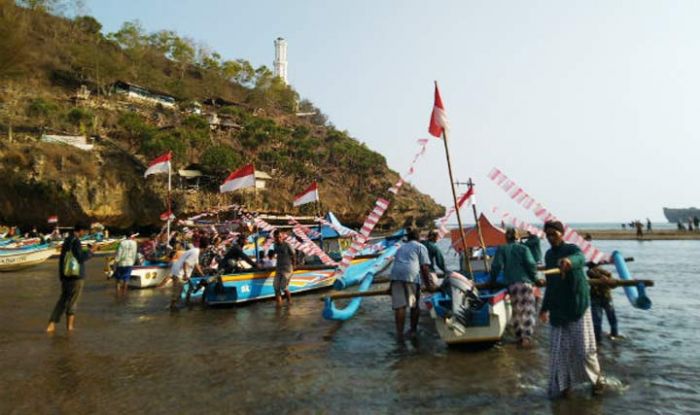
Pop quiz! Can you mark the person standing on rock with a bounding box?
[113,231,138,297]
[47,223,94,333]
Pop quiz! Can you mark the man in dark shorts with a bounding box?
[273,230,295,306]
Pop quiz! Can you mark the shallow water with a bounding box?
[0,240,698,414]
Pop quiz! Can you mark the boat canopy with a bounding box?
[450,213,506,251]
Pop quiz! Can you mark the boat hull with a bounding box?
[0,247,55,271]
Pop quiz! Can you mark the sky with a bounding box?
[86,0,700,223]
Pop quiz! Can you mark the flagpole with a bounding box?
[468,178,490,273]
[437,82,473,278]
[167,161,172,242]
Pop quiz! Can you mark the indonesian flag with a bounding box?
[293,181,319,207]
[457,186,475,208]
[144,151,172,177]
[220,164,255,193]
[428,83,449,138]
[160,210,175,221]
[47,215,58,224]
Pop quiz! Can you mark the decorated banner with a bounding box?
[389,138,430,194]
[47,215,58,224]
[286,216,322,239]
[487,167,608,262]
[334,198,391,275]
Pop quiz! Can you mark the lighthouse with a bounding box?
[273,37,288,85]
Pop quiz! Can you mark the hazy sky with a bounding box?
[88,0,699,222]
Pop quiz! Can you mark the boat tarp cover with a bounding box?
[450,213,506,251]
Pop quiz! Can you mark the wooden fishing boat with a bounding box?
[104,257,172,288]
[0,246,56,272]
[186,247,396,305]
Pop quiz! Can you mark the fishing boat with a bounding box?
[186,247,397,305]
[0,245,56,272]
[104,258,172,288]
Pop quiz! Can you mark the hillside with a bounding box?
[0,1,444,230]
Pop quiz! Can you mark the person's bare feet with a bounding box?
[46,322,56,333]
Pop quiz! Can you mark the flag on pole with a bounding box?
[293,181,319,207]
[457,186,475,208]
[220,164,256,193]
[47,215,58,224]
[428,83,449,138]
[144,151,172,177]
[160,210,175,221]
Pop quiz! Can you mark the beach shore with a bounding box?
[577,229,700,240]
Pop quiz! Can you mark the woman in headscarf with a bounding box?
[539,221,603,398]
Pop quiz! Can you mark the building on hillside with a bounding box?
[274,37,288,85]
[241,170,272,192]
[41,134,94,151]
[112,81,176,108]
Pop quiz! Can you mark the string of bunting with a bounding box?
[291,225,337,266]
[388,139,430,194]
[435,187,475,240]
[487,167,608,262]
[491,206,545,238]
[286,216,322,239]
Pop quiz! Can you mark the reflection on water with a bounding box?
[1,240,699,413]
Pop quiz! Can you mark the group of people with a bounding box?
[676,215,700,231]
[387,221,618,399]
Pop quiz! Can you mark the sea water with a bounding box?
[0,239,698,414]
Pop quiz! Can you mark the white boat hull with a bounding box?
[0,248,55,271]
[429,292,512,345]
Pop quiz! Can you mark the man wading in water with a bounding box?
[47,223,94,332]
[489,228,539,348]
[273,230,295,306]
[539,221,604,398]
[389,228,435,341]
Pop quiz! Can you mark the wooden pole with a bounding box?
[320,277,655,301]
[166,161,172,243]
[468,178,490,273]
[437,82,472,278]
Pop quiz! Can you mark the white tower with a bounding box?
[273,37,288,85]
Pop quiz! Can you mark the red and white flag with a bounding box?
[160,210,175,221]
[47,215,58,224]
[144,151,172,177]
[428,83,449,138]
[220,164,255,193]
[293,181,319,207]
[457,186,475,208]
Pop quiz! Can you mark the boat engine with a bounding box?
[446,272,486,331]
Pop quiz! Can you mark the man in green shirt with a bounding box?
[490,228,539,347]
[422,230,447,286]
[539,220,603,398]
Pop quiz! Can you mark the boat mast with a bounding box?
[467,178,490,273]
[436,82,473,278]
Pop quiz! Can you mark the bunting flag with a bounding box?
[220,164,255,193]
[47,215,58,224]
[144,151,172,178]
[435,187,476,239]
[334,198,391,275]
[160,210,175,221]
[428,83,449,138]
[388,138,430,194]
[491,206,544,238]
[291,225,337,266]
[487,167,608,262]
[286,216,322,239]
[253,216,337,267]
[293,182,320,207]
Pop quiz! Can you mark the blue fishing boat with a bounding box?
[184,247,397,305]
[0,245,56,272]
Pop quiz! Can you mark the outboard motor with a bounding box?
[447,272,486,330]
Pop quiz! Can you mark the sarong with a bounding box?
[508,282,537,341]
[548,308,601,398]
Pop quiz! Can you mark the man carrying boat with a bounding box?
[539,221,603,398]
[273,230,295,306]
[422,230,448,287]
[389,228,434,341]
[489,228,539,348]
[169,242,204,310]
[46,223,94,332]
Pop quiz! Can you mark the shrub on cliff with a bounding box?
[200,144,242,176]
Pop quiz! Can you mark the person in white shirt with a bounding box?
[113,232,138,297]
[169,243,203,310]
